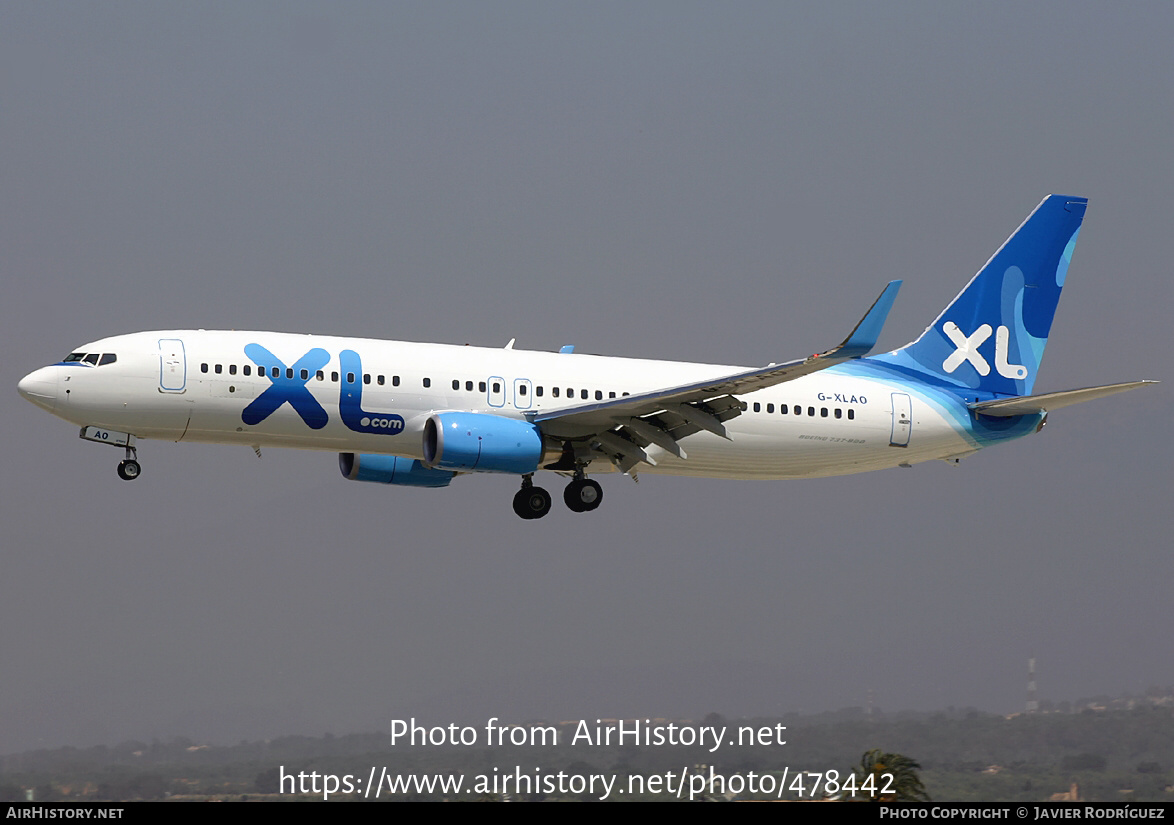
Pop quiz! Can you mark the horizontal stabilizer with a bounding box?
[969,380,1158,417]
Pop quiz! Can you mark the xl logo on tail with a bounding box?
[942,321,1027,380]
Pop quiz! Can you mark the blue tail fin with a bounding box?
[874,195,1087,396]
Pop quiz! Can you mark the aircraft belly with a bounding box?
[627,405,974,480]
[626,430,874,480]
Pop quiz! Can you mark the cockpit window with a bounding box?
[62,352,118,366]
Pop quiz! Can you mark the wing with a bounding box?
[532,280,902,473]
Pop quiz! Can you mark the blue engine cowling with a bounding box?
[423,412,545,474]
[339,453,454,488]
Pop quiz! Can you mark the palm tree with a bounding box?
[853,749,930,802]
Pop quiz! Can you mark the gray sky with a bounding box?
[2,2,1170,752]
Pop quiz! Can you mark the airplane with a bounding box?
[18,195,1157,519]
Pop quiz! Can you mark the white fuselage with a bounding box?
[20,329,997,480]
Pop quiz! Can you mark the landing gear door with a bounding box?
[158,338,186,393]
[890,392,912,447]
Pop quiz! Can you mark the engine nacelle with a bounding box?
[423,412,546,474]
[338,453,454,488]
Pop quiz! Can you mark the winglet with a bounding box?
[829,280,902,359]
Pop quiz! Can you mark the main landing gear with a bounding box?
[512,470,603,519]
[513,476,552,520]
[564,476,603,513]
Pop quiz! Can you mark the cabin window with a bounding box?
[228,364,236,375]
[766,403,774,413]
[213,363,222,374]
[753,402,761,412]
[317,370,324,381]
[609,391,616,398]
[423,377,431,388]
[478,381,486,392]
[393,376,400,386]
[807,406,815,416]
[378,375,385,386]
[347,372,355,384]
[243,365,251,376]
[536,386,544,397]
[466,380,473,391]
[793,405,801,415]
[622,392,629,396]
[581,389,589,399]
[520,385,528,396]
[332,371,339,382]
[200,363,209,373]
[552,387,560,398]
[452,379,460,390]
[780,404,788,414]
[593,390,601,400]
[835,408,842,419]
[821,407,828,417]
[301,369,310,380]
[272,367,279,378]
[363,373,371,384]
[491,382,500,393]
[848,409,855,420]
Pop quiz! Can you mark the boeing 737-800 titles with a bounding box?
[18,195,1156,518]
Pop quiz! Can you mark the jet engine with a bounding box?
[423,412,548,474]
[338,453,454,488]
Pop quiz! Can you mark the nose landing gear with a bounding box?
[79,427,142,481]
[117,454,141,481]
[116,444,141,481]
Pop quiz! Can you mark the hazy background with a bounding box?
[2,2,1169,753]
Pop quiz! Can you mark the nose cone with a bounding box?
[18,366,58,412]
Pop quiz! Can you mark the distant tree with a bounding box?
[853,749,930,802]
[1061,753,1106,772]
[254,767,280,794]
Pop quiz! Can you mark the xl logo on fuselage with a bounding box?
[338,349,404,434]
[241,344,404,435]
[941,321,1027,380]
[241,344,330,429]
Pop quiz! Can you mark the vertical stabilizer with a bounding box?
[874,195,1087,396]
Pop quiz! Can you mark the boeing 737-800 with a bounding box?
[18,195,1156,518]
